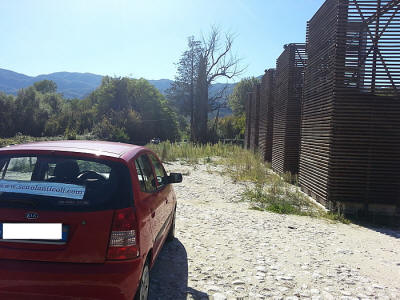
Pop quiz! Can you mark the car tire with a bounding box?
[135,261,150,300]
[166,210,176,242]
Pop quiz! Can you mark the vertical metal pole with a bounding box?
[371,0,381,93]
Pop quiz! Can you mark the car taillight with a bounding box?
[107,208,139,260]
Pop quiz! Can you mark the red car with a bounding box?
[0,140,182,300]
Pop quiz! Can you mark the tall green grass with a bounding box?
[149,141,348,223]
[0,137,347,223]
[147,141,236,164]
[148,141,271,182]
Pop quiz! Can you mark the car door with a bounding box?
[148,154,175,247]
[134,154,164,256]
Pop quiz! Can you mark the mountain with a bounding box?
[0,69,182,98]
[0,69,103,99]
[34,72,103,99]
[0,69,32,95]
[0,69,176,99]
[0,68,234,115]
[147,79,173,95]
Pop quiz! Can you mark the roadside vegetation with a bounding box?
[0,77,181,144]
[148,141,349,223]
[0,137,348,223]
[0,28,257,148]
[0,133,95,148]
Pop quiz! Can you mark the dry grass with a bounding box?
[0,137,348,223]
[148,141,349,223]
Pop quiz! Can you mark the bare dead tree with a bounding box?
[170,27,244,143]
[209,84,229,111]
[203,27,245,85]
[193,26,245,143]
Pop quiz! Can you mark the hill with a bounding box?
[0,69,103,99]
[0,68,235,115]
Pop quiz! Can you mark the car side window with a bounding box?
[1,157,37,181]
[148,154,167,188]
[135,155,157,193]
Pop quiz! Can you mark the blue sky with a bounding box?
[0,0,325,81]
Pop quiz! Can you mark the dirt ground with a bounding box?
[149,162,400,300]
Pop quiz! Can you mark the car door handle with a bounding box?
[151,211,155,218]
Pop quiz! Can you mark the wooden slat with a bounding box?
[250,88,260,152]
[259,69,275,161]
[244,93,252,149]
[272,44,307,174]
[299,0,400,214]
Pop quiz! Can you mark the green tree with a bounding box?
[167,36,202,141]
[210,115,245,140]
[14,87,49,136]
[0,93,17,137]
[228,77,259,116]
[171,26,244,143]
[87,77,179,143]
[92,117,129,142]
[42,93,63,115]
[33,80,57,94]
[0,77,180,143]
[225,115,245,138]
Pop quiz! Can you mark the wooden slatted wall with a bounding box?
[244,92,252,149]
[299,0,400,215]
[250,88,260,152]
[299,0,338,205]
[259,69,275,162]
[272,43,307,174]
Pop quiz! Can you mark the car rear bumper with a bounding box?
[0,258,142,300]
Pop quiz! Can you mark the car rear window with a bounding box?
[0,155,132,211]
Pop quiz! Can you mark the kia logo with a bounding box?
[25,212,39,220]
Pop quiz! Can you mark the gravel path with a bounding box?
[149,162,400,300]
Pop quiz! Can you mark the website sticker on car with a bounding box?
[0,180,86,200]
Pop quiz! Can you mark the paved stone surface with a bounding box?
[149,162,400,300]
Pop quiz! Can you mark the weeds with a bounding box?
[148,141,273,183]
[147,141,348,223]
[147,141,238,164]
[242,183,350,223]
[1,137,348,223]
[323,212,351,224]
[243,183,317,216]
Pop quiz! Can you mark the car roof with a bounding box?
[0,140,146,160]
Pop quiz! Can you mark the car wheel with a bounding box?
[135,261,150,300]
[167,210,176,242]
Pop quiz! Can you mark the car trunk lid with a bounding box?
[0,208,114,263]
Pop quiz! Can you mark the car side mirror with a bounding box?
[168,173,182,183]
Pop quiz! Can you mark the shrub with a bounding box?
[92,117,129,142]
